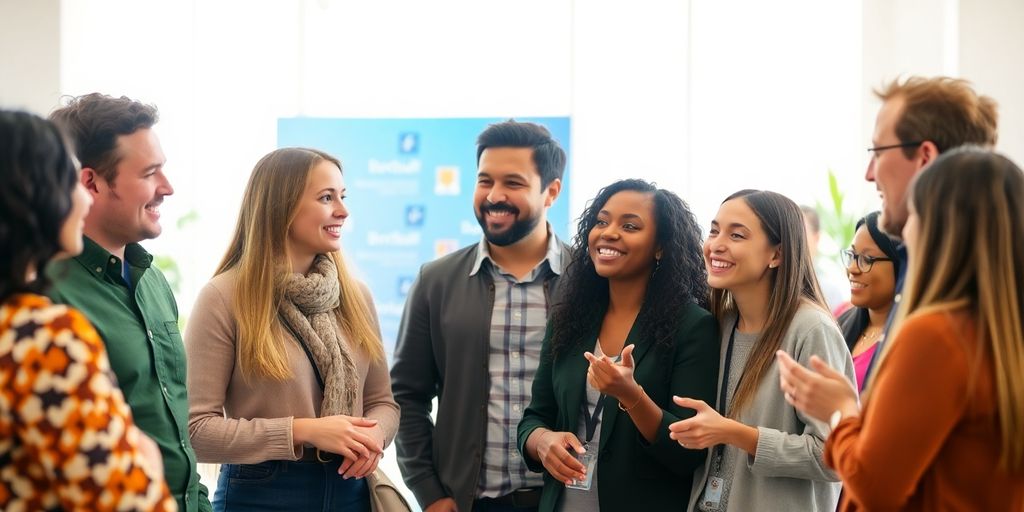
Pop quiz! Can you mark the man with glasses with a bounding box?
[858,77,998,385]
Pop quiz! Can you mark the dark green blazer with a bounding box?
[517,302,720,511]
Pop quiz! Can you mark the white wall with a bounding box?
[570,0,690,218]
[860,0,1024,164]
[0,0,60,115]
[959,0,1024,163]
[687,1,864,226]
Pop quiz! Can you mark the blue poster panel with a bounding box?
[278,117,571,355]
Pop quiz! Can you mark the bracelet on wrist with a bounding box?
[618,385,644,412]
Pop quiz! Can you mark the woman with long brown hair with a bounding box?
[669,190,855,511]
[779,147,1024,510]
[185,147,398,511]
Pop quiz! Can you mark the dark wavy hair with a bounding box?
[49,92,158,182]
[0,110,79,302]
[476,119,566,187]
[549,179,708,356]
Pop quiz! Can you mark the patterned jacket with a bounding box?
[0,293,175,511]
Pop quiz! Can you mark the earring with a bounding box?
[652,258,662,277]
[769,263,777,269]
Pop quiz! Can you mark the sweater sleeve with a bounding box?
[185,281,299,463]
[748,313,853,481]
[2,302,175,511]
[824,313,970,510]
[357,282,400,447]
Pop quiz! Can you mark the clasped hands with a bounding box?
[293,414,385,479]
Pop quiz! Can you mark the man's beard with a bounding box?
[476,201,541,247]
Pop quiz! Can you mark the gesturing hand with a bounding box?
[668,397,735,450]
[584,344,640,403]
[534,430,587,486]
[776,350,859,423]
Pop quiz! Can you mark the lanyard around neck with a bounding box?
[712,319,743,470]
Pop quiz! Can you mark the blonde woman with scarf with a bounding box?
[185,148,398,511]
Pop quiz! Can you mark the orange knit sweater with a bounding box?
[825,310,1024,511]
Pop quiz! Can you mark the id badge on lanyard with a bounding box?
[701,449,727,510]
[703,320,742,511]
[566,393,605,491]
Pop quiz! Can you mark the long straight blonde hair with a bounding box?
[216,147,384,380]
[709,190,829,416]
[882,147,1024,471]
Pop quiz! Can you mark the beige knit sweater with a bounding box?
[184,269,399,464]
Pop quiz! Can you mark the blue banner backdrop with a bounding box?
[278,117,572,356]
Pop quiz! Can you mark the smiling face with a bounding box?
[473,147,559,247]
[286,159,348,270]
[83,128,171,249]
[704,198,780,293]
[588,190,660,282]
[865,96,924,237]
[846,225,896,310]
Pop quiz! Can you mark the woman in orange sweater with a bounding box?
[0,110,174,510]
[776,147,1024,510]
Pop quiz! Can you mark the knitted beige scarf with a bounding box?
[279,255,358,416]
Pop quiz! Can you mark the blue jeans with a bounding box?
[213,459,370,511]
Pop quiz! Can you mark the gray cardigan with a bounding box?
[688,304,856,512]
[390,240,570,512]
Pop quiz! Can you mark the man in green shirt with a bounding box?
[48,93,212,512]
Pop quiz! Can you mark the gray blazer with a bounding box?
[390,241,570,511]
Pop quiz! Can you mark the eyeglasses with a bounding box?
[841,249,893,273]
[866,141,924,157]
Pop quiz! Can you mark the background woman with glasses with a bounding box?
[778,147,1024,510]
[836,212,898,391]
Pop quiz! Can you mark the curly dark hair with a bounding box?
[548,179,708,356]
[0,110,79,302]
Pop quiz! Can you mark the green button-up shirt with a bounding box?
[48,237,211,512]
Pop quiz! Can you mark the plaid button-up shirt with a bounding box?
[470,232,564,498]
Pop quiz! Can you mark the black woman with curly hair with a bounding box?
[518,179,719,511]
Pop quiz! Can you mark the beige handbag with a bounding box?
[367,468,412,512]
